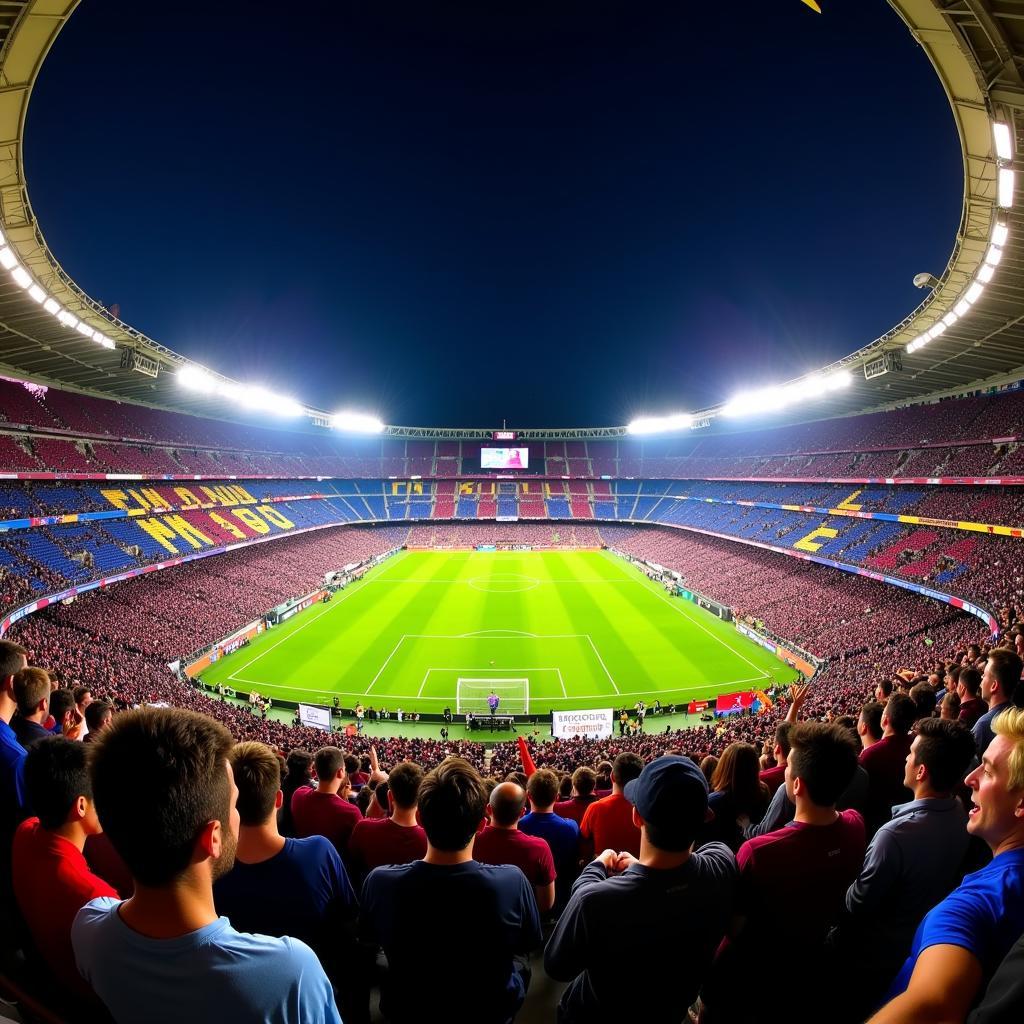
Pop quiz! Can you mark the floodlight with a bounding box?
[95,334,116,350]
[984,245,1003,267]
[994,122,1013,161]
[825,370,852,390]
[0,247,18,270]
[331,411,384,433]
[57,310,78,329]
[928,322,946,339]
[965,282,984,304]
[954,299,970,317]
[626,413,693,435]
[977,263,995,283]
[998,168,1015,208]
[28,285,46,303]
[942,311,959,328]
[10,266,31,289]
[906,337,924,353]
[178,365,217,393]
[992,223,1009,247]
[75,322,94,339]
[43,298,60,315]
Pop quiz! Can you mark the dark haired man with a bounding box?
[0,638,30,946]
[832,718,976,1018]
[758,721,793,796]
[546,756,736,1023]
[858,700,884,749]
[12,737,117,999]
[860,693,917,835]
[579,752,644,858]
[475,781,556,914]
[974,648,1023,754]
[520,768,580,912]
[347,760,427,888]
[554,765,598,825]
[83,699,113,741]
[702,723,865,1023]
[12,667,55,748]
[957,666,986,728]
[361,757,541,1024]
[214,742,356,972]
[72,707,340,1024]
[291,745,362,855]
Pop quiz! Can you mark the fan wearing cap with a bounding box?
[544,756,738,1024]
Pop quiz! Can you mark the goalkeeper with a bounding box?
[488,690,500,715]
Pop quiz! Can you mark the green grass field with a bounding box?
[199,549,798,713]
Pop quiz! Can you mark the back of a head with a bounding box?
[90,707,234,887]
[344,753,359,776]
[877,678,894,699]
[48,688,76,725]
[24,737,90,830]
[960,667,983,698]
[285,749,313,782]
[13,667,51,718]
[988,648,1024,706]
[504,770,528,789]
[885,693,918,735]
[913,719,977,793]
[418,757,487,851]
[612,752,643,787]
[314,745,345,782]
[387,761,423,810]
[774,721,794,758]
[711,742,761,800]
[84,699,113,733]
[908,683,937,722]
[489,782,527,826]
[860,700,884,740]
[572,766,596,797]
[992,706,1024,790]
[527,768,559,809]
[699,755,718,784]
[787,722,858,808]
[0,638,27,681]
[941,691,961,718]
[73,685,92,706]
[230,741,281,826]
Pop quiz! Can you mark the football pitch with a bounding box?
[199,549,798,713]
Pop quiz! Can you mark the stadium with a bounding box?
[1,1,1024,1022]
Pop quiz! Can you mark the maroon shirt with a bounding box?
[554,795,598,826]
[291,787,362,854]
[958,698,987,729]
[759,764,786,797]
[473,826,556,888]
[347,817,427,880]
[858,734,913,833]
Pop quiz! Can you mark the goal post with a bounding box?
[456,678,530,715]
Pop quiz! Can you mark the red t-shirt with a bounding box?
[473,826,556,887]
[579,793,641,857]
[348,817,427,876]
[12,818,118,996]
[554,795,598,826]
[291,787,362,854]
[758,764,786,797]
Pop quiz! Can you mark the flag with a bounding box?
[517,735,537,777]
[801,0,822,10]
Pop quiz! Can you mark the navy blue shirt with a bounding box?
[362,859,542,1024]
[520,810,580,909]
[0,719,27,838]
[214,836,356,955]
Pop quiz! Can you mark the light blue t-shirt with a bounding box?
[73,896,341,1024]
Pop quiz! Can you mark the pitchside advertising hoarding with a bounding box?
[298,704,332,732]
[552,708,614,739]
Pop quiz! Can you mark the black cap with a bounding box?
[623,755,708,838]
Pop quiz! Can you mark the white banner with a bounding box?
[298,703,332,732]
[552,708,614,740]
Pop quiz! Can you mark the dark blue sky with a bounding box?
[25,0,961,427]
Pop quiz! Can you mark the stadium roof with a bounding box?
[0,0,1023,435]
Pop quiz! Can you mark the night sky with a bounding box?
[25,1,961,427]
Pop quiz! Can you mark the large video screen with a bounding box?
[481,447,529,470]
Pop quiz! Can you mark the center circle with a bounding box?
[467,574,541,593]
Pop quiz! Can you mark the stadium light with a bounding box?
[28,284,46,303]
[94,334,116,350]
[0,247,18,270]
[977,263,995,283]
[626,413,694,435]
[994,122,1014,161]
[954,299,971,317]
[998,168,1015,208]
[75,322,94,339]
[10,266,31,289]
[43,298,60,315]
[825,370,852,390]
[984,245,1003,267]
[965,282,985,304]
[929,322,946,339]
[942,311,959,328]
[331,411,384,433]
[57,310,78,330]
[992,223,1009,247]
[177,365,218,393]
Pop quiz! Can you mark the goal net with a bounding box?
[456,678,530,715]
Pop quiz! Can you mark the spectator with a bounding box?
[360,757,542,1024]
[832,719,976,1019]
[702,723,865,1023]
[213,741,357,987]
[700,742,769,851]
[74,685,93,738]
[347,761,428,890]
[545,756,737,1023]
[758,721,793,796]
[858,700,884,750]
[554,765,599,825]
[48,688,81,739]
[12,667,55,748]
[909,681,938,722]
[958,667,987,728]
[279,748,313,837]
[941,691,961,721]
[12,737,117,1001]
[974,649,1023,754]
[291,745,362,855]
[72,707,340,1024]
[475,781,556,915]
[869,708,1024,1023]
[860,693,916,835]
[0,638,30,946]
[83,699,113,741]
[519,769,580,912]
[579,752,644,859]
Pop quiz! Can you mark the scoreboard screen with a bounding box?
[481,447,529,470]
